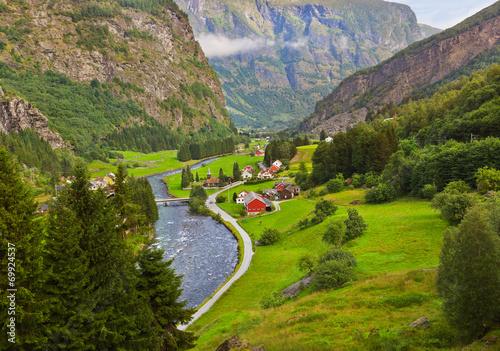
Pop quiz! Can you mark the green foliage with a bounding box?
[313,260,355,291]
[421,184,438,199]
[437,205,500,340]
[215,194,226,203]
[260,227,281,245]
[322,220,345,248]
[431,191,476,223]
[351,173,364,188]
[264,139,297,166]
[0,40,6,51]
[365,183,397,203]
[189,185,207,200]
[124,27,154,41]
[382,292,430,308]
[444,180,471,194]
[475,166,500,193]
[297,254,316,273]
[314,199,338,221]
[260,291,290,309]
[344,208,367,241]
[319,249,357,268]
[326,173,344,193]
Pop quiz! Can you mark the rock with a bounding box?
[0,97,66,149]
[484,191,496,198]
[350,200,360,205]
[0,85,3,97]
[285,314,307,324]
[408,317,429,328]
[281,273,314,298]
[215,335,266,351]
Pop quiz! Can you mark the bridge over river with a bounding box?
[155,197,190,205]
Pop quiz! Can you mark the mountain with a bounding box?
[175,0,438,130]
[298,1,500,135]
[0,0,235,158]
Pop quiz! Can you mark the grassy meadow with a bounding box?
[165,154,264,197]
[189,189,452,350]
[289,144,318,172]
[87,150,197,178]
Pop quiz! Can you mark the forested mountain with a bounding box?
[299,1,500,135]
[175,0,438,130]
[0,0,236,161]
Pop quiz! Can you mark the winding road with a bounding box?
[178,184,254,330]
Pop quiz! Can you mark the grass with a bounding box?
[87,150,197,178]
[217,201,245,217]
[165,154,264,197]
[289,144,318,172]
[189,195,450,350]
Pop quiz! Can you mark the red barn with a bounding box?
[255,150,265,156]
[244,191,272,215]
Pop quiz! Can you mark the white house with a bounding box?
[257,170,274,179]
[241,169,253,180]
[236,190,249,204]
[325,137,333,142]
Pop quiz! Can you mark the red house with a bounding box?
[269,165,279,172]
[255,150,265,156]
[274,181,292,192]
[243,165,254,172]
[244,191,272,215]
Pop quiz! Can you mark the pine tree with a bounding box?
[0,148,48,349]
[137,247,197,350]
[195,171,199,182]
[218,167,226,187]
[186,165,194,182]
[233,162,240,181]
[320,130,327,141]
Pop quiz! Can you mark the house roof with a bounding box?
[284,185,295,193]
[269,165,279,172]
[244,191,267,206]
[263,188,278,195]
[238,190,249,197]
[205,177,219,184]
[274,181,292,187]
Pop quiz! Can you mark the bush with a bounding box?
[344,208,367,241]
[322,220,345,248]
[326,174,344,193]
[422,183,438,199]
[260,291,290,309]
[383,292,430,308]
[431,191,476,223]
[444,180,471,194]
[475,166,500,193]
[313,260,355,291]
[260,227,281,245]
[298,255,316,273]
[188,197,208,215]
[215,194,226,203]
[189,185,207,200]
[319,249,357,267]
[352,173,364,188]
[314,199,338,220]
[364,172,379,188]
[365,183,397,203]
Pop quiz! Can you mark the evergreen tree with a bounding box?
[233,162,240,181]
[177,144,191,162]
[437,205,500,340]
[137,247,197,350]
[186,165,194,182]
[218,168,226,187]
[320,130,327,141]
[181,168,190,188]
[0,148,47,349]
[195,171,199,182]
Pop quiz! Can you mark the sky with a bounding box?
[395,0,498,29]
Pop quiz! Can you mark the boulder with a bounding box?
[408,317,429,328]
[215,335,266,351]
[281,274,314,298]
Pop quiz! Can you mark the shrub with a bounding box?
[344,208,367,240]
[189,185,207,200]
[319,249,357,267]
[444,180,471,194]
[260,291,290,309]
[383,292,430,308]
[215,194,226,203]
[326,174,344,193]
[187,197,208,215]
[314,199,338,220]
[365,183,397,203]
[352,173,364,188]
[422,183,438,199]
[322,220,345,248]
[297,255,316,273]
[313,260,355,291]
[364,172,379,188]
[475,166,500,193]
[431,191,476,223]
[260,227,281,245]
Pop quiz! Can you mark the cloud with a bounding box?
[284,38,308,49]
[197,33,275,57]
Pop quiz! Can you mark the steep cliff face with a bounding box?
[0,86,65,149]
[299,2,500,134]
[175,0,435,129]
[0,0,232,135]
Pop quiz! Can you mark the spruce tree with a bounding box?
[195,172,199,182]
[320,130,327,141]
[137,247,197,350]
[0,148,47,349]
[218,168,226,187]
[233,162,240,181]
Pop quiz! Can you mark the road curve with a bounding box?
[178,184,254,330]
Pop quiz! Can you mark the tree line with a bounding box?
[0,148,194,350]
[177,137,235,162]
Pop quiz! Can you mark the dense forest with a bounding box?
[0,149,194,350]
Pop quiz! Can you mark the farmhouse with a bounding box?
[241,169,253,180]
[258,170,274,179]
[244,191,272,215]
[236,190,249,204]
[274,181,292,192]
[262,188,278,201]
[255,150,265,156]
[280,186,295,200]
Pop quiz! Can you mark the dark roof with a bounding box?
[263,188,278,195]
[263,198,273,207]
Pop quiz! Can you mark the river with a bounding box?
[147,159,239,309]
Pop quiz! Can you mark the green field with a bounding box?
[189,192,450,350]
[289,144,318,172]
[87,150,197,178]
[165,154,264,197]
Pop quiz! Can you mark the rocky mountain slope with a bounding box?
[0,0,234,153]
[0,85,65,149]
[175,0,438,130]
[298,1,500,135]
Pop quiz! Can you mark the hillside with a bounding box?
[0,0,235,159]
[175,0,437,130]
[298,1,500,135]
